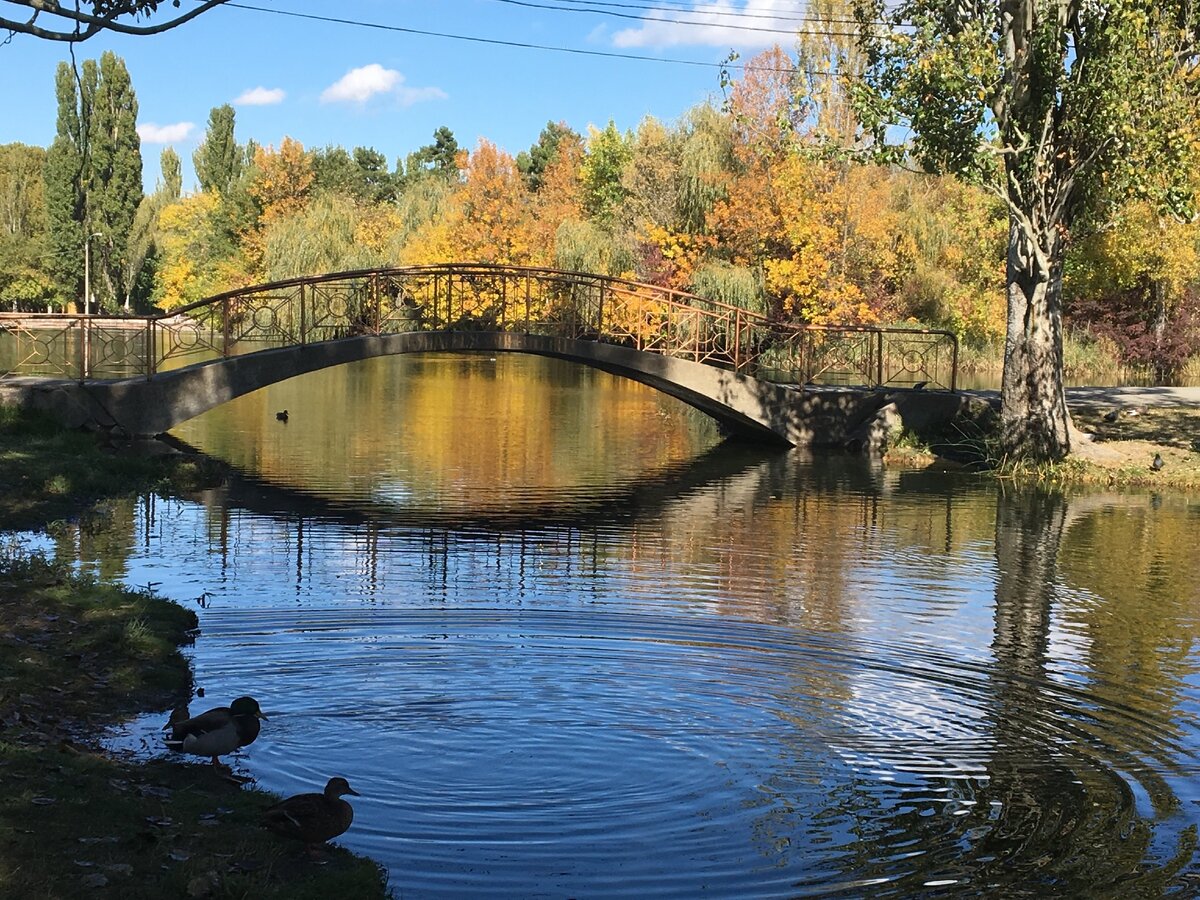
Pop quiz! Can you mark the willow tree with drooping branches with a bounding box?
[855,0,1200,460]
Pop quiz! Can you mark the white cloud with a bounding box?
[397,85,449,107]
[612,0,795,49]
[137,122,195,143]
[321,64,401,103]
[320,63,445,106]
[235,86,286,106]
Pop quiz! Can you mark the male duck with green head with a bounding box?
[164,696,267,768]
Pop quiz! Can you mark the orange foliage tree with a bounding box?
[245,137,314,276]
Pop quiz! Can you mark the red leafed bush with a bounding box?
[1066,287,1200,383]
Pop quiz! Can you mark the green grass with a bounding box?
[0,406,226,533]
[0,552,391,899]
[884,402,1200,489]
[0,409,391,898]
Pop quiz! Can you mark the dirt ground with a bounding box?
[1070,405,1200,486]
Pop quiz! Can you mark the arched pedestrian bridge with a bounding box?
[0,264,961,446]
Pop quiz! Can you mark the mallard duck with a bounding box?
[275,410,289,422]
[263,777,360,853]
[163,696,267,767]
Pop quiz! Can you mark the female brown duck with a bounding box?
[263,776,361,853]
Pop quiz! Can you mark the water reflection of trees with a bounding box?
[43,452,1200,892]
[722,481,1200,892]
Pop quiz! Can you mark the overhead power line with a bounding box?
[224,3,877,79]
[490,0,835,36]
[498,0,887,29]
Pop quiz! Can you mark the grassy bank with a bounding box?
[885,403,1200,489]
[0,408,390,898]
[0,406,225,532]
[1039,405,1200,488]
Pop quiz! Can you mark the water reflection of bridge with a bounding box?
[59,439,1199,891]
[0,265,959,444]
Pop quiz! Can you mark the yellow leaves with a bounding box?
[403,140,542,269]
[641,225,714,290]
[710,152,901,324]
[153,192,241,310]
[354,207,404,259]
[250,137,314,225]
[1069,199,1200,306]
[154,256,194,311]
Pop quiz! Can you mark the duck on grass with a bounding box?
[164,696,267,769]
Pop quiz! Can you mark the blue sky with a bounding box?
[1,1,804,190]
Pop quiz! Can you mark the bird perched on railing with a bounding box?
[263,776,360,855]
[163,696,267,768]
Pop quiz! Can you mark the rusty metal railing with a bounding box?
[0,264,958,390]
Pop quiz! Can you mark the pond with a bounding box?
[30,353,1200,896]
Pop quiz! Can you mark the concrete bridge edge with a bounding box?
[0,332,981,450]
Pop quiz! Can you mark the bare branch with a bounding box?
[0,0,228,42]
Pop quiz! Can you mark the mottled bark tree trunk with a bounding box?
[999,219,1073,461]
[1151,280,1169,385]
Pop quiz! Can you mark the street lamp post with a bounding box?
[83,231,103,316]
[82,232,102,380]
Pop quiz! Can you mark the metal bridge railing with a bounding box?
[0,264,958,390]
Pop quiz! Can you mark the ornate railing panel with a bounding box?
[0,264,958,390]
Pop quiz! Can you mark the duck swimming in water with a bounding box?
[163,696,267,768]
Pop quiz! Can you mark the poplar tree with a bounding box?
[43,54,143,311]
[193,104,242,195]
[160,146,182,201]
[88,51,143,307]
[44,63,85,309]
[856,0,1200,460]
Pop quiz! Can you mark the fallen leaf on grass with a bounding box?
[80,873,108,889]
[186,870,221,897]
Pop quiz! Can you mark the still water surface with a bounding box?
[36,354,1200,896]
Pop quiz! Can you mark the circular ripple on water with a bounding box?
[115,608,1199,898]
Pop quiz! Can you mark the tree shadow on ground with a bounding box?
[1074,407,1200,451]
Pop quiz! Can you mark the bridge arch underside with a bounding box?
[81,333,807,445]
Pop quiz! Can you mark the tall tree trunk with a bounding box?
[1150,279,1169,385]
[1000,219,1072,461]
[978,488,1093,879]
